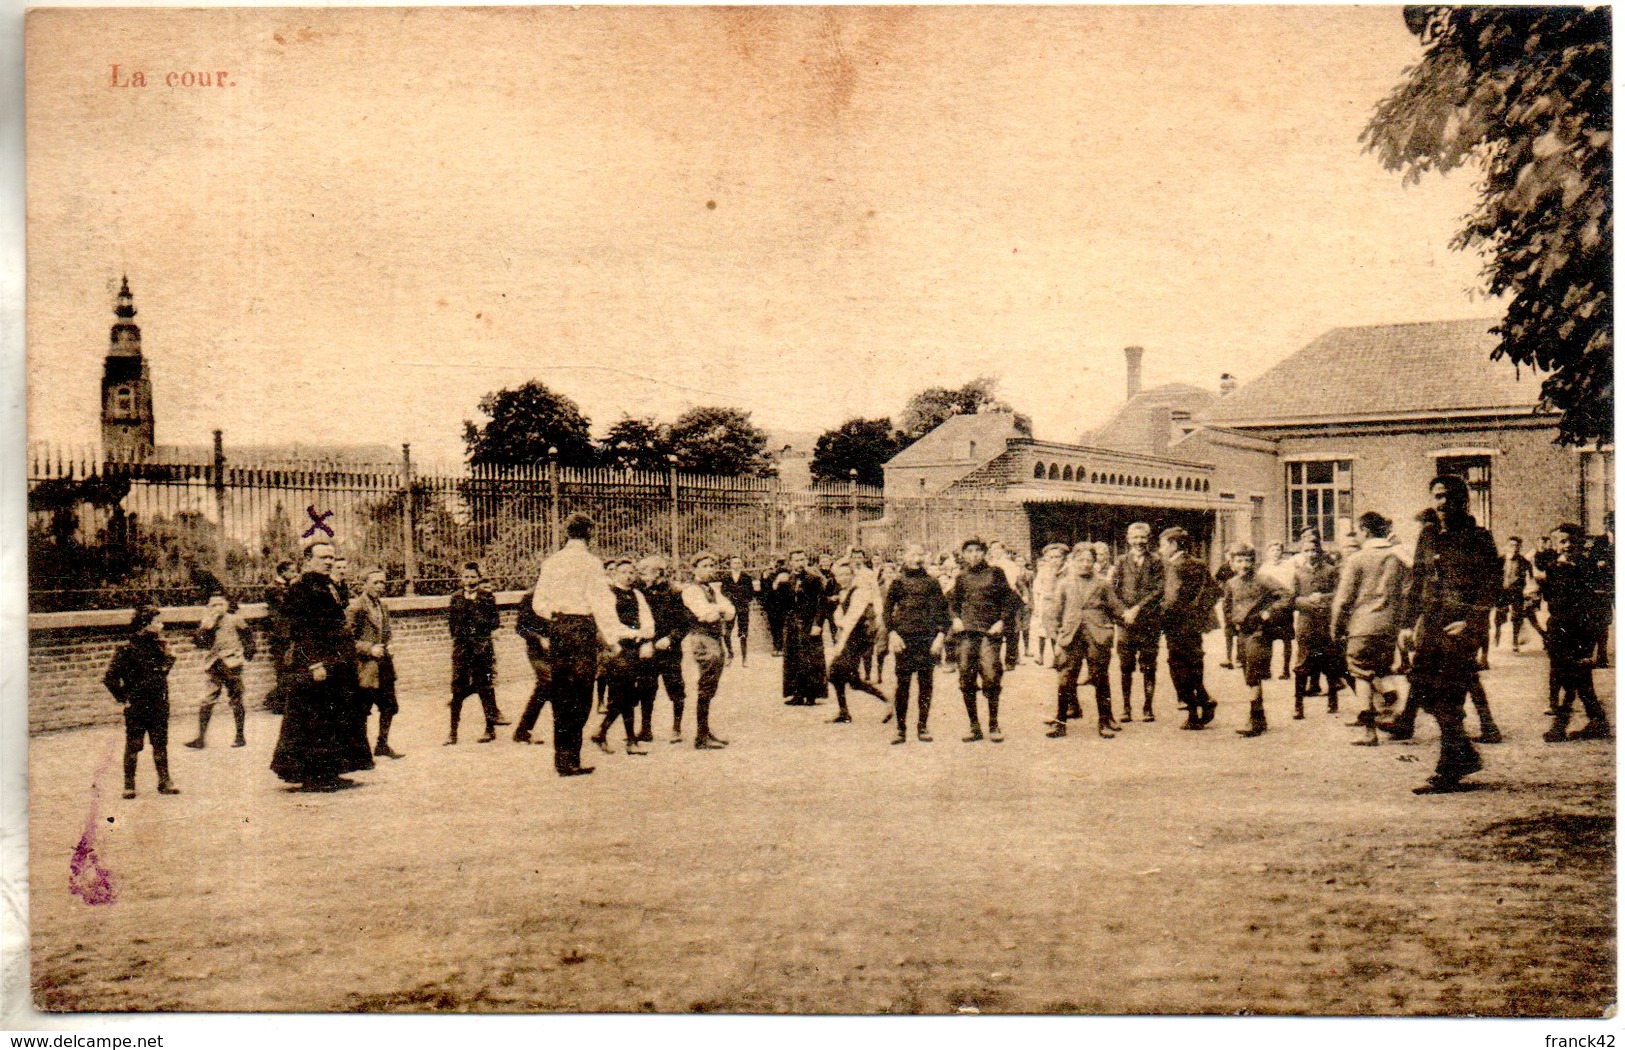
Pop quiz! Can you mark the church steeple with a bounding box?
[109,274,141,357]
[101,276,155,460]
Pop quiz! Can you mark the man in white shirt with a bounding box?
[531,513,635,777]
[681,551,735,750]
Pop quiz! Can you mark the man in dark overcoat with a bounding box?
[1398,475,1500,794]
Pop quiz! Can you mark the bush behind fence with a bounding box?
[27,442,1015,611]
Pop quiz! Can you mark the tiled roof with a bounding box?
[947,450,1020,492]
[885,412,1022,467]
[1201,319,1541,426]
[1084,383,1218,454]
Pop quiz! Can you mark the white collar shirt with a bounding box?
[531,541,633,645]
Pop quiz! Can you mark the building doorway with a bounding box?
[1025,502,1215,563]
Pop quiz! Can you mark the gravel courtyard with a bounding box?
[28,638,1614,1015]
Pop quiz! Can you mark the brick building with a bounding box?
[1201,318,1613,550]
[882,318,1613,561]
[882,402,1232,560]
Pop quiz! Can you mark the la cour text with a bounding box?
[110,65,235,88]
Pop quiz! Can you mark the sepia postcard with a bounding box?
[13,3,1615,1025]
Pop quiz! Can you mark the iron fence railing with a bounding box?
[28,437,1017,612]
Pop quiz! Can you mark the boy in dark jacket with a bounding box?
[884,544,952,744]
[1161,527,1221,730]
[447,562,503,744]
[1222,544,1293,737]
[1540,523,1612,742]
[948,537,1022,742]
[637,555,691,741]
[104,605,180,798]
[512,587,551,744]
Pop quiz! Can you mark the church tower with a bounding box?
[100,276,155,461]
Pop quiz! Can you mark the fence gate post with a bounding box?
[667,456,680,563]
[212,429,229,587]
[401,443,417,595]
[547,449,560,554]
[848,469,859,551]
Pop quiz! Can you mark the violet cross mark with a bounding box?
[302,506,335,539]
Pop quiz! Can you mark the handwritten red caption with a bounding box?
[111,65,235,88]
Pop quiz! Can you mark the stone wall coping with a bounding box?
[29,590,532,632]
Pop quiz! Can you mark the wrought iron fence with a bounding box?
[27,438,1015,612]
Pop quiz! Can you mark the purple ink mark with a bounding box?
[301,505,335,538]
[70,743,118,906]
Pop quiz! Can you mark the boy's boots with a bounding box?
[186,707,212,749]
[1236,700,1267,738]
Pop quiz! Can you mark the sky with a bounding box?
[26,5,1493,464]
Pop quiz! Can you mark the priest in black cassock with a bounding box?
[776,549,830,706]
[270,540,375,791]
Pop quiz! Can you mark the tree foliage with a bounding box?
[897,377,1033,443]
[463,381,596,467]
[810,417,902,487]
[598,416,672,473]
[1363,7,1612,446]
[667,406,777,478]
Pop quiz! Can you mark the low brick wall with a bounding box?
[29,594,772,736]
[29,594,529,736]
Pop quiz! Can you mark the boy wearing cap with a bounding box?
[104,605,180,798]
[1030,543,1068,669]
[681,551,734,749]
[1222,544,1292,737]
[1332,512,1408,746]
[1540,524,1612,743]
[948,537,1022,742]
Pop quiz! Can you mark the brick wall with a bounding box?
[1271,418,1581,549]
[31,598,767,737]
[29,596,772,736]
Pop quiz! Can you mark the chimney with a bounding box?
[1220,373,1238,397]
[1144,404,1172,456]
[1124,346,1144,400]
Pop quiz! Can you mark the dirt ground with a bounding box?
[27,635,1616,1016]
